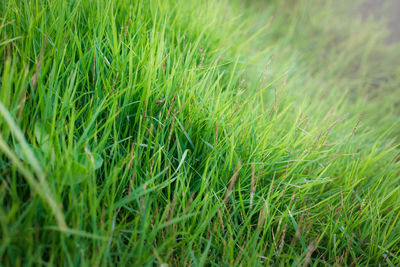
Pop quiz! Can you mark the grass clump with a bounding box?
[1,0,400,265]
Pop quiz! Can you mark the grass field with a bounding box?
[1,0,400,265]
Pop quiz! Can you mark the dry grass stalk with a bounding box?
[223,161,242,203]
[218,209,225,232]
[257,201,267,229]
[303,238,318,267]
[199,47,205,69]
[31,36,47,91]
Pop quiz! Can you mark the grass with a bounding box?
[1,0,400,265]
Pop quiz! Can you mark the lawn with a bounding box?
[0,0,400,265]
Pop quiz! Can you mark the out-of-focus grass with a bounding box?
[0,0,399,265]
[361,0,400,43]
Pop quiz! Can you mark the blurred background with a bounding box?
[362,0,400,43]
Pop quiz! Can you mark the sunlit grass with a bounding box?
[0,0,399,265]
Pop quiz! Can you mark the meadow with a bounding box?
[0,0,400,265]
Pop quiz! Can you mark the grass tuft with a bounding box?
[1,0,400,265]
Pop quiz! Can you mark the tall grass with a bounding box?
[0,0,399,265]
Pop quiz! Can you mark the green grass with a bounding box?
[1,0,400,265]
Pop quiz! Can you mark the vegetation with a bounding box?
[1,0,399,265]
